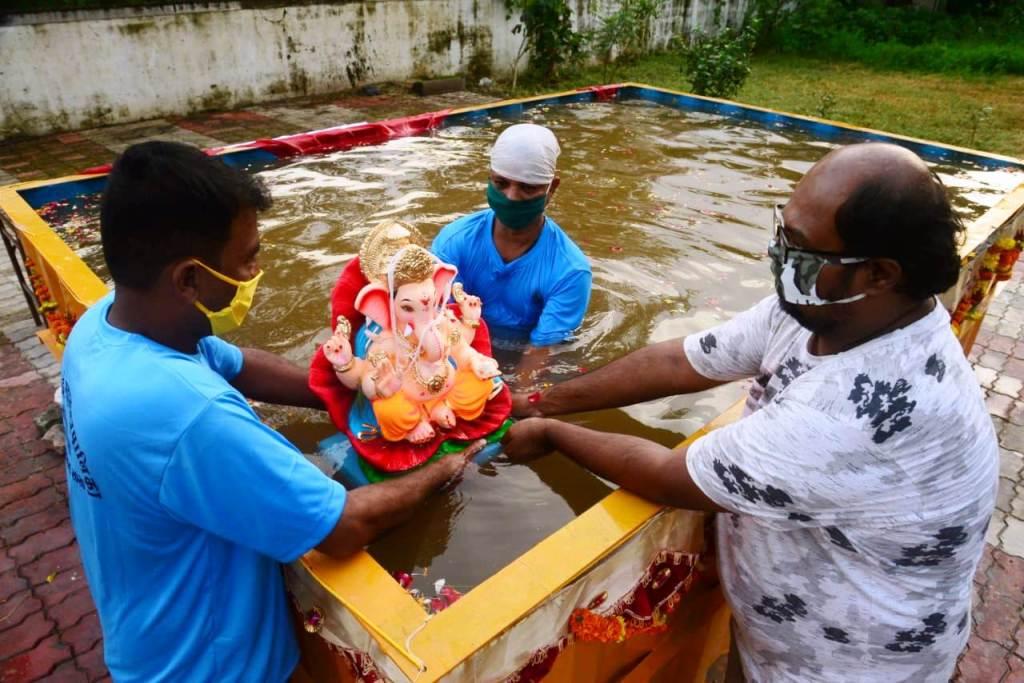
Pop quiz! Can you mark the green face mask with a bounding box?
[192,259,263,336]
[486,181,548,230]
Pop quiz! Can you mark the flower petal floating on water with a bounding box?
[439,585,462,606]
[392,570,413,589]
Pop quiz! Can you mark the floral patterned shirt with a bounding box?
[684,296,997,682]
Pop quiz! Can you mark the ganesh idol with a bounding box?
[309,221,512,478]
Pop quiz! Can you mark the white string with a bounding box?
[404,616,432,679]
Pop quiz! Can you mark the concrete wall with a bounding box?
[0,0,749,138]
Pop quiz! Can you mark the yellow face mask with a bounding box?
[191,259,263,336]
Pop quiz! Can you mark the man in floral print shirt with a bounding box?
[502,143,998,682]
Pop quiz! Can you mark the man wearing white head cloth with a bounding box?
[432,123,592,348]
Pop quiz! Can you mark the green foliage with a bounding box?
[866,41,1024,74]
[592,0,663,75]
[814,87,837,119]
[948,0,1024,23]
[506,0,586,83]
[682,19,760,99]
[745,0,793,45]
[757,0,1024,76]
[965,104,993,147]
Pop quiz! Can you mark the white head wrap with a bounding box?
[490,123,561,185]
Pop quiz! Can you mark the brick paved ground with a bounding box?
[0,332,104,683]
[1,181,101,680]
[1,86,1023,681]
[955,270,1024,682]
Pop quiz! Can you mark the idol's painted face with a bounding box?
[393,279,437,335]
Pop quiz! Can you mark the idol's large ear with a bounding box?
[355,284,391,331]
[432,262,458,305]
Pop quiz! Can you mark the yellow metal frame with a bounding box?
[947,184,1024,351]
[0,178,108,360]
[2,83,1023,680]
[297,402,743,681]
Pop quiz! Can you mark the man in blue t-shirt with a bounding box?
[62,142,481,682]
[432,123,591,349]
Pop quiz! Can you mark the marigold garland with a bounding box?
[569,606,670,643]
[567,557,695,645]
[949,231,1023,337]
[25,257,77,347]
[994,235,1023,281]
[979,252,999,281]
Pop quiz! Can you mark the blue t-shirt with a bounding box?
[432,209,592,346]
[61,293,346,683]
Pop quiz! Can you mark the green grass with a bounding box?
[823,38,1024,76]
[503,53,1024,159]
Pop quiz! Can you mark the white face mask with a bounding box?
[773,250,868,306]
[769,204,869,307]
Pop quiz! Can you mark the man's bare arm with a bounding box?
[232,348,323,409]
[316,441,484,557]
[514,339,723,417]
[514,344,550,386]
[503,418,723,512]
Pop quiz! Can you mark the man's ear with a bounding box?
[547,176,561,204]
[864,257,903,295]
[169,260,200,303]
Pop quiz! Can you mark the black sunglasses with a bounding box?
[771,204,869,265]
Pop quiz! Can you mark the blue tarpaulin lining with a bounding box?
[624,86,1021,171]
[17,148,280,209]
[18,175,107,209]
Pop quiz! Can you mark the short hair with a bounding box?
[834,171,964,300]
[100,141,271,290]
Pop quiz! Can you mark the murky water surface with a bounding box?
[39,101,1022,593]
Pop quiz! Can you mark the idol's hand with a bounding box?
[370,357,403,399]
[323,318,354,372]
[453,283,483,326]
[471,355,501,381]
[501,418,554,463]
